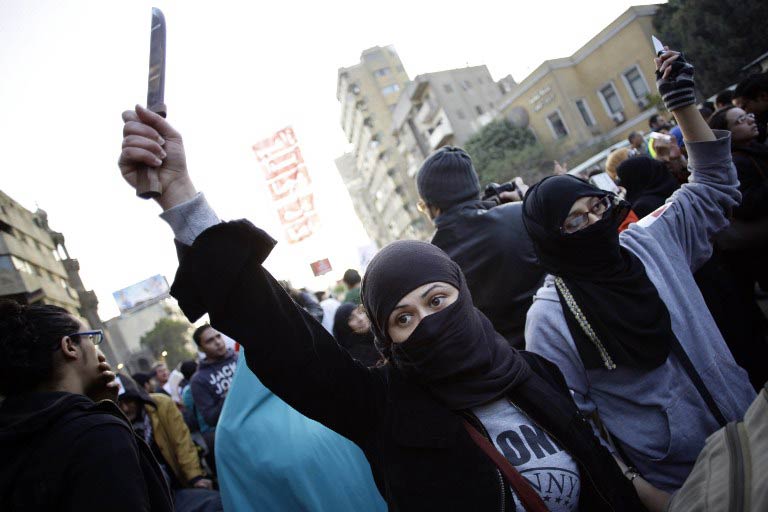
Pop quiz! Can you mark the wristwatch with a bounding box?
[624,466,641,482]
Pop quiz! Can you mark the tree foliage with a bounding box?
[140,318,195,369]
[464,119,545,186]
[653,0,768,98]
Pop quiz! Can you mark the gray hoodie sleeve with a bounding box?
[159,192,221,245]
[629,130,740,271]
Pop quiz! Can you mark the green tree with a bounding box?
[140,318,195,369]
[653,0,768,98]
[464,119,545,186]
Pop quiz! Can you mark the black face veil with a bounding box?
[522,175,673,371]
[361,240,529,409]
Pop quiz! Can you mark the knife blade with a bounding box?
[651,35,665,57]
[137,7,167,199]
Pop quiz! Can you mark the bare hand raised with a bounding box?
[119,105,197,210]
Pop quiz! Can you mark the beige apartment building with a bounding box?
[498,4,661,160]
[336,46,429,247]
[392,65,508,178]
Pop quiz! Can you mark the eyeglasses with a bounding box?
[734,112,755,125]
[561,196,613,234]
[66,330,104,345]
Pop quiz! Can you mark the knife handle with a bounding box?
[136,104,168,200]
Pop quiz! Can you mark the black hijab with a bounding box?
[332,302,381,367]
[522,175,673,371]
[361,240,530,409]
[617,156,680,218]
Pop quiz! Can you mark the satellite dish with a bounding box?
[507,106,529,128]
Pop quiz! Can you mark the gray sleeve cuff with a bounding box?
[159,192,221,246]
[685,130,735,179]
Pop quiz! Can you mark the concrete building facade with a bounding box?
[103,295,187,374]
[0,190,121,364]
[497,5,661,160]
[336,46,429,247]
[391,65,506,178]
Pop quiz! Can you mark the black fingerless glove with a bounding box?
[656,53,696,112]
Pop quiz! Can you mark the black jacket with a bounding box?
[431,200,544,348]
[0,391,173,512]
[170,220,644,512]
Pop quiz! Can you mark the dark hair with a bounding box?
[179,360,198,381]
[734,73,768,101]
[192,323,212,347]
[343,269,361,287]
[627,132,641,143]
[715,90,734,106]
[707,105,738,131]
[0,300,79,395]
[131,372,152,387]
[649,114,661,128]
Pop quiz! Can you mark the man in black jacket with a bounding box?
[416,146,545,347]
[0,300,173,512]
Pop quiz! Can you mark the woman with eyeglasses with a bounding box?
[706,106,768,389]
[0,300,174,511]
[522,50,756,494]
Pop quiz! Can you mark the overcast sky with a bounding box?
[0,0,661,320]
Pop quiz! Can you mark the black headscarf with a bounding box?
[333,302,381,367]
[361,240,530,409]
[617,156,680,218]
[522,175,673,371]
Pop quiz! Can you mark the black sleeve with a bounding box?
[734,156,768,221]
[171,220,384,445]
[66,424,152,512]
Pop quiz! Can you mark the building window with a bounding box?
[381,84,400,96]
[461,80,473,91]
[0,255,14,270]
[11,255,33,274]
[443,83,454,94]
[489,102,495,109]
[0,220,11,235]
[373,67,391,78]
[623,65,650,101]
[478,77,484,84]
[456,109,466,120]
[598,83,623,115]
[475,105,484,115]
[575,99,596,127]
[546,111,569,139]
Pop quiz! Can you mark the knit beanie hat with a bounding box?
[416,146,481,210]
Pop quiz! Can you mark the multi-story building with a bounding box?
[336,45,429,247]
[391,65,506,178]
[103,295,187,374]
[497,4,661,160]
[0,190,121,363]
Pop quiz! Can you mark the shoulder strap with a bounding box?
[462,419,549,512]
[669,340,728,427]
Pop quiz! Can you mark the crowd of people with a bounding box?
[1,46,767,512]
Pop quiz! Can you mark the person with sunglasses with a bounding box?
[521,49,756,495]
[0,300,173,512]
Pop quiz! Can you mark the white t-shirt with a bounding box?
[472,398,580,511]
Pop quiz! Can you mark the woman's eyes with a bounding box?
[396,313,413,326]
[430,295,446,308]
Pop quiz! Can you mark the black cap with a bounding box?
[416,146,480,210]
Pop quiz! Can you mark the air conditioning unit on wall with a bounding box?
[637,97,650,109]
[611,112,626,125]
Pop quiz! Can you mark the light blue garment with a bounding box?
[215,349,386,512]
[525,131,756,492]
[181,385,213,434]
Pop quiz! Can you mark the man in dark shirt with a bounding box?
[734,73,768,144]
[0,300,172,512]
[416,147,545,348]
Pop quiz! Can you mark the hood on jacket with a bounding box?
[117,373,156,408]
[199,348,237,368]
[0,391,126,499]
